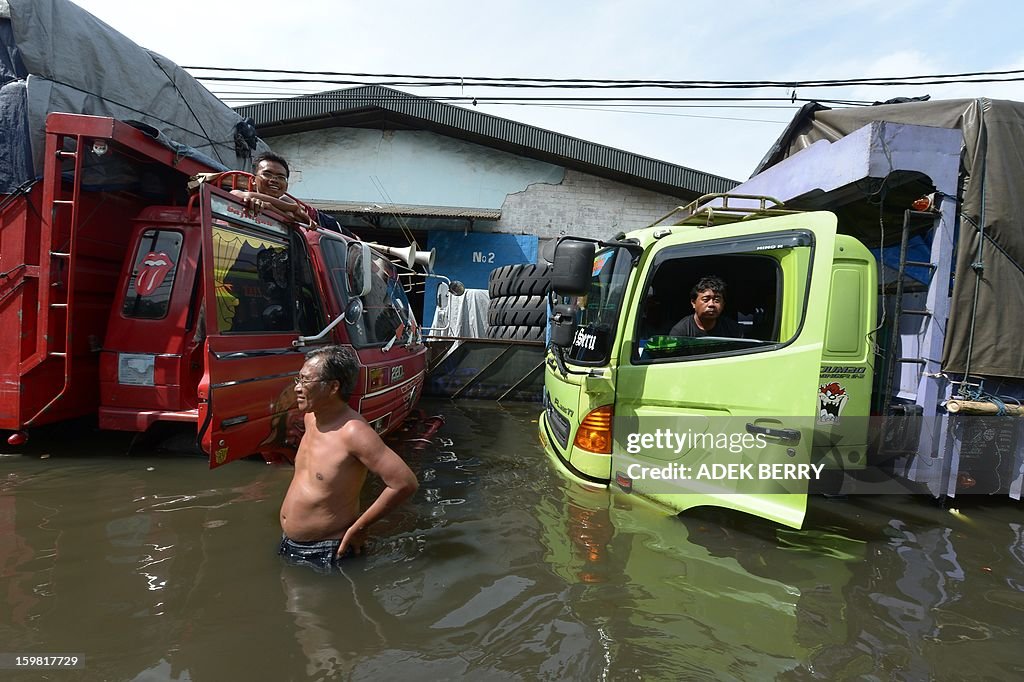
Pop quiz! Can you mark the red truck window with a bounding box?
[122,229,184,319]
[211,224,294,333]
[321,238,414,348]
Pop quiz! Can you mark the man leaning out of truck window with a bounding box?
[232,152,313,225]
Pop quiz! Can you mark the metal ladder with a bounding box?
[21,130,85,426]
[881,198,957,490]
[881,208,940,414]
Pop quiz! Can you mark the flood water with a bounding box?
[2,398,1023,681]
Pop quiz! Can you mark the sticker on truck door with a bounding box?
[135,252,175,296]
[817,382,849,424]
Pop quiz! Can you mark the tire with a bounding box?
[507,263,552,297]
[488,265,518,298]
[486,324,545,342]
[488,263,552,298]
[487,295,547,327]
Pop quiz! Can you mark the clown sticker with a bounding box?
[818,382,849,424]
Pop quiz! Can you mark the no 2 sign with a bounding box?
[471,251,495,264]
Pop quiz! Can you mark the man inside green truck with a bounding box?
[668,275,742,338]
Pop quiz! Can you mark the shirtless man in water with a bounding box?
[232,152,313,225]
[279,346,418,571]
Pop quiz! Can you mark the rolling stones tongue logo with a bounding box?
[134,252,174,296]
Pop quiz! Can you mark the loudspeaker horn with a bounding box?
[414,248,436,271]
[369,243,415,268]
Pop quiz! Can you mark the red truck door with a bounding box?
[196,187,324,468]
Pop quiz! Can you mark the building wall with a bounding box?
[495,169,686,240]
[266,128,563,208]
[266,127,687,242]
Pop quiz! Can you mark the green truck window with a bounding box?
[565,247,633,365]
[634,230,816,363]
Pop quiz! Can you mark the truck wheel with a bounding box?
[487,295,547,328]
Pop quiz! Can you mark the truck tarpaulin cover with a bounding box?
[755,98,1024,380]
[0,0,266,193]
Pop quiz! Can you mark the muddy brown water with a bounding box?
[1,399,1023,681]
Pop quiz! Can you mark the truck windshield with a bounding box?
[321,238,417,349]
[564,246,632,365]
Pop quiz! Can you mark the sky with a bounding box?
[66,0,1024,181]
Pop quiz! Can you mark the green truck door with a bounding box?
[613,212,838,528]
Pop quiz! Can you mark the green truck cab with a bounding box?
[539,195,877,529]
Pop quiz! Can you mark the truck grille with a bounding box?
[544,394,571,449]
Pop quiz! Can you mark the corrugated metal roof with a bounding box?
[309,199,500,220]
[236,85,738,199]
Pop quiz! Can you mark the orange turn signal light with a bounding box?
[574,404,613,454]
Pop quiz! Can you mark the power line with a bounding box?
[210,93,812,110]
[184,66,1024,90]
[216,94,869,104]
[497,102,796,124]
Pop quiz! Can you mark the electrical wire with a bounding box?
[214,93,872,104]
[181,65,1024,89]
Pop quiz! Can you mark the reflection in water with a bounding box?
[1,403,1023,680]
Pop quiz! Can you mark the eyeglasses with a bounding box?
[293,376,327,386]
[258,171,288,183]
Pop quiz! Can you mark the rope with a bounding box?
[960,381,1021,416]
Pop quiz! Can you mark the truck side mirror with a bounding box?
[550,303,578,348]
[345,242,372,298]
[549,239,595,296]
[436,282,450,310]
[344,298,364,324]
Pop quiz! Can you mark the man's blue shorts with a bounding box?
[278,535,352,573]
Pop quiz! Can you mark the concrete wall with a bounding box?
[266,128,687,242]
[495,169,686,240]
[266,128,563,208]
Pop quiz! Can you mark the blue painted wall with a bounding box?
[423,232,538,327]
[272,128,564,208]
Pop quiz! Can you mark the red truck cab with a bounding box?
[2,114,428,467]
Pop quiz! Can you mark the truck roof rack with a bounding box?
[649,193,803,229]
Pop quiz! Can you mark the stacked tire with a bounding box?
[486,263,551,342]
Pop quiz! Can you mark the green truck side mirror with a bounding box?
[550,239,595,296]
[550,303,578,348]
